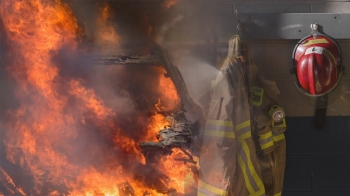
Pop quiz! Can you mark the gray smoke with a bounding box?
[0,0,225,194]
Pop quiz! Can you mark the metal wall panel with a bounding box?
[312,155,350,190]
[284,116,350,194]
[283,155,313,191]
[285,117,350,154]
[163,13,350,42]
[236,2,311,13]
[311,2,350,13]
[236,13,350,40]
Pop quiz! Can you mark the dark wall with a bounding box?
[284,116,350,195]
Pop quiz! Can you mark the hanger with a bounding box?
[235,9,243,33]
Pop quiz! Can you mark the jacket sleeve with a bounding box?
[203,68,237,148]
[197,68,237,196]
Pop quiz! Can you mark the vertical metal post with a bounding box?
[314,95,328,130]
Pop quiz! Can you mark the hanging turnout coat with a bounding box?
[197,35,286,196]
[247,51,286,196]
[197,35,265,196]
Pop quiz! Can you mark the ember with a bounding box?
[0,0,200,195]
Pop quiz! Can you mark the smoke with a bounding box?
[0,0,223,194]
[156,15,184,45]
[60,0,223,150]
[0,0,172,194]
[52,1,195,193]
[173,52,220,113]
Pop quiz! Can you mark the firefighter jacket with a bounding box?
[248,59,286,196]
[197,35,286,196]
[197,35,265,196]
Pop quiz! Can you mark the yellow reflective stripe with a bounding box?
[259,132,274,150]
[250,190,266,196]
[303,38,328,46]
[207,119,234,127]
[260,141,274,150]
[274,192,282,196]
[204,130,235,138]
[238,131,251,140]
[238,155,255,194]
[236,120,250,131]
[238,133,265,195]
[205,120,235,139]
[259,131,272,140]
[273,133,285,142]
[197,192,206,196]
[198,180,228,196]
[260,133,285,149]
[238,155,265,196]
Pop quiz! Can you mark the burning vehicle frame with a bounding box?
[94,44,204,195]
[0,43,203,195]
[95,44,203,162]
[0,0,204,194]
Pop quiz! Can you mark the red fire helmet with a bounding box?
[292,35,343,96]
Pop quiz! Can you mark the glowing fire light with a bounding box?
[162,0,179,9]
[95,3,121,53]
[0,0,197,195]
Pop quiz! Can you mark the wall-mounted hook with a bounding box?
[235,9,243,31]
[311,22,318,31]
[311,22,318,38]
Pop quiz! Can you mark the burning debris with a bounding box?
[0,0,203,195]
[140,110,199,164]
[118,182,135,196]
[94,54,161,65]
[94,45,202,194]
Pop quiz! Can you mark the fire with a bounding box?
[162,0,179,9]
[145,113,171,142]
[156,67,180,112]
[0,0,82,192]
[0,0,196,195]
[95,3,121,53]
[158,149,199,194]
[68,167,161,196]
[0,167,26,195]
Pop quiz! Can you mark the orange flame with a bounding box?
[162,0,179,9]
[145,113,171,142]
[0,167,26,195]
[158,148,199,194]
[156,67,180,112]
[0,0,196,195]
[95,3,121,53]
[140,11,154,38]
[1,0,82,191]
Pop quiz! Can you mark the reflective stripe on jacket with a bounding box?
[197,50,265,196]
[247,61,287,196]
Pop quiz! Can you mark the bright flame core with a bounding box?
[0,0,197,195]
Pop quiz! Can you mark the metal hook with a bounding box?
[311,22,318,31]
[311,22,318,38]
[235,9,243,31]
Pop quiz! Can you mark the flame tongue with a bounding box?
[0,0,197,195]
[1,0,81,191]
[1,0,122,193]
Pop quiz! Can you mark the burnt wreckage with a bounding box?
[140,110,200,164]
[96,44,204,194]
